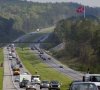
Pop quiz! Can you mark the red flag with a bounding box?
[76,6,84,13]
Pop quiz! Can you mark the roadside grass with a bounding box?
[39,26,55,33]
[16,48,72,90]
[0,48,4,90]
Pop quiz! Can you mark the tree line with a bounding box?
[54,16,100,73]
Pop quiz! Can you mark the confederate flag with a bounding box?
[76,6,84,13]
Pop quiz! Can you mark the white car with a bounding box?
[70,82,99,90]
[26,82,37,90]
[31,75,41,84]
[15,77,20,82]
[9,55,12,60]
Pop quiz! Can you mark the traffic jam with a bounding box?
[7,44,100,90]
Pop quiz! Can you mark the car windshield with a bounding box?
[42,81,49,83]
[51,81,58,84]
[71,83,98,90]
[90,76,100,82]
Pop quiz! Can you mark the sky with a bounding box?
[27,0,100,7]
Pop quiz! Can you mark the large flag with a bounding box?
[76,6,85,13]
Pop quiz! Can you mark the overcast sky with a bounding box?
[27,0,100,7]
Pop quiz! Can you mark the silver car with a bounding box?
[40,80,49,89]
[26,82,37,90]
[70,82,99,90]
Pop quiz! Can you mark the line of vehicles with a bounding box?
[7,44,61,90]
[7,44,100,90]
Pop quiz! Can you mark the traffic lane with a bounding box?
[33,48,83,80]
[41,53,83,80]
[8,48,48,90]
[3,48,17,90]
[7,48,25,90]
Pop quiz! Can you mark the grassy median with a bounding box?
[0,48,4,90]
[16,48,72,90]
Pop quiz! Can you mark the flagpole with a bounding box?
[84,5,86,18]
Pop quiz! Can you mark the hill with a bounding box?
[0,0,100,46]
[53,16,100,73]
[0,16,24,46]
[0,0,100,33]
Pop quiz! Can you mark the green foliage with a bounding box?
[0,16,24,46]
[0,48,4,90]
[54,16,100,73]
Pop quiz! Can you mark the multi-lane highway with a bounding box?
[31,45,83,80]
[30,33,84,80]
[3,32,84,90]
[3,47,48,90]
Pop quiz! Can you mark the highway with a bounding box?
[30,33,84,80]
[3,32,84,90]
[15,31,84,80]
[3,47,48,90]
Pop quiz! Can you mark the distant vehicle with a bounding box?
[48,57,51,60]
[59,65,63,68]
[31,75,41,84]
[9,51,12,56]
[15,77,20,82]
[9,55,12,60]
[41,57,46,61]
[11,64,14,69]
[11,49,15,52]
[7,47,9,49]
[49,80,61,90]
[40,80,49,89]
[13,70,20,75]
[13,68,20,75]
[12,52,16,58]
[19,64,23,68]
[17,60,21,64]
[26,82,36,90]
[19,79,29,88]
[19,74,31,83]
[69,82,99,90]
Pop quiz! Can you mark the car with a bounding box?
[19,64,23,68]
[12,52,16,58]
[9,51,12,56]
[9,55,12,60]
[31,47,34,50]
[40,80,49,89]
[13,70,20,75]
[17,61,21,64]
[59,65,63,68]
[15,77,20,82]
[48,57,51,60]
[19,80,29,88]
[49,80,61,90]
[26,82,37,90]
[31,75,41,84]
[40,52,44,54]
[69,82,99,90]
